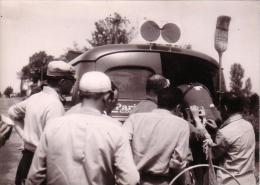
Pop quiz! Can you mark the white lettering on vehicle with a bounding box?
[113,103,137,114]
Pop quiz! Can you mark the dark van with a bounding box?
[69,44,224,121]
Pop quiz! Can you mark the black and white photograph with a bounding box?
[0,1,259,185]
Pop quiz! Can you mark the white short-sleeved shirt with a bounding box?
[8,86,64,151]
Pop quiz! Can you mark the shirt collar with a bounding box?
[220,113,243,128]
[67,103,102,116]
[42,86,60,100]
[145,95,157,103]
[152,108,172,115]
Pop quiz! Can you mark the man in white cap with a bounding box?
[8,60,76,185]
[26,71,140,185]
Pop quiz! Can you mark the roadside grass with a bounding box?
[0,97,23,185]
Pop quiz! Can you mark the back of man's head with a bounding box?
[158,87,183,110]
[46,60,76,87]
[221,92,245,114]
[146,74,170,94]
[79,71,112,99]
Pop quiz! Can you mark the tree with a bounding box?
[242,78,252,97]
[4,86,13,98]
[18,51,54,94]
[249,93,259,114]
[229,63,244,94]
[59,42,86,62]
[28,51,54,82]
[59,13,136,62]
[88,12,136,47]
[228,63,258,145]
[60,50,83,62]
[19,51,54,82]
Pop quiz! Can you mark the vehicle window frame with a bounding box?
[105,66,155,100]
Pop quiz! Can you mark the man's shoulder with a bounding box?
[130,100,157,114]
[45,113,79,131]
[30,91,62,107]
[29,91,56,101]
[220,118,254,134]
[166,114,190,129]
[129,110,189,124]
[128,111,153,120]
[65,103,81,115]
[62,113,122,128]
[100,114,122,127]
[44,116,65,134]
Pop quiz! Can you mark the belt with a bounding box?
[22,149,35,155]
[140,172,172,182]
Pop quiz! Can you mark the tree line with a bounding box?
[3,12,258,120]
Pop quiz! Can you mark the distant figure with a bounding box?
[130,74,170,114]
[124,87,190,185]
[8,60,76,185]
[212,92,256,185]
[26,71,139,185]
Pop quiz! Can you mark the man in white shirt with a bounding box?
[26,71,140,185]
[8,60,76,185]
[212,92,256,185]
[124,87,190,185]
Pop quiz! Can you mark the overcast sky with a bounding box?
[0,1,259,94]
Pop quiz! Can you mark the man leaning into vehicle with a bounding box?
[124,87,191,185]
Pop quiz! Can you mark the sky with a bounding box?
[0,1,259,94]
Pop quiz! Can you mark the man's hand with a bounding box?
[189,105,206,128]
[0,114,14,148]
[203,138,216,159]
[0,122,12,147]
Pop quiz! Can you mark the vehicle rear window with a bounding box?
[106,68,153,99]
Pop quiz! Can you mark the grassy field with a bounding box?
[0,97,23,185]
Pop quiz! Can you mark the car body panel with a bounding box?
[68,44,224,121]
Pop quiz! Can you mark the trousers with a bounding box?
[15,149,34,185]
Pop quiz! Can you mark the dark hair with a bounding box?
[46,76,61,87]
[221,92,245,113]
[158,87,183,110]
[146,74,169,94]
[46,75,75,87]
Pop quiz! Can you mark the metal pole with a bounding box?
[218,52,223,105]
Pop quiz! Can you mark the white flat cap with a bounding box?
[79,71,112,93]
[47,60,75,77]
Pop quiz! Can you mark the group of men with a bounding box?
[0,60,257,185]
